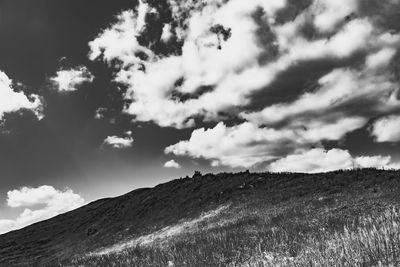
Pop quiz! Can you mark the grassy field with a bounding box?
[2,169,400,266]
[58,170,400,266]
[61,207,400,267]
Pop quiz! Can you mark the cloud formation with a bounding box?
[164,159,181,169]
[371,115,400,142]
[51,66,94,92]
[268,148,399,173]
[90,0,400,171]
[165,118,370,168]
[0,185,84,234]
[103,132,134,149]
[89,0,289,128]
[0,71,43,120]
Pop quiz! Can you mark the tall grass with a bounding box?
[59,208,400,267]
[247,208,400,266]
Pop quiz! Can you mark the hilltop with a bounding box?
[1,169,400,266]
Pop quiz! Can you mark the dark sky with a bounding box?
[0,0,222,220]
[0,0,400,233]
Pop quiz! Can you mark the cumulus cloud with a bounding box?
[90,0,290,128]
[165,117,372,168]
[90,0,400,125]
[268,148,400,173]
[103,131,134,149]
[88,1,154,65]
[0,185,84,234]
[0,71,43,120]
[164,159,181,169]
[371,115,400,142]
[89,0,400,169]
[51,66,94,92]
[165,122,302,168]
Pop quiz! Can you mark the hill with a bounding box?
[1,169,400,266]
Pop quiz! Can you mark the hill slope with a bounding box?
[1,169,400,266]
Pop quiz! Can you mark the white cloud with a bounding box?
[243,61,398,126]
[366,48,397,69]
[89,0,395,130]
[268,148,399,173]
[164,159,181,169]
[165,122,301,168]
[295,116,368,143]
[51,66,94,92]
[161,24,173,42]
[371,115,400,142]
[165,117,371,168]
[312,0,359,33]
[90,0,289,128]
[283,19,374,60]
[355,155,392,169]
[0,71,43,120]
[94,107,107,120]
[88,0,400,168]
[88,7,154,65]
[0,186,84,234]
[103,133,134,149]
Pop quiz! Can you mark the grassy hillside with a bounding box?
[1,169,400,266]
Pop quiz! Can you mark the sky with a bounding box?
[0,0,400,234]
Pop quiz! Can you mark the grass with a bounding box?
[247,208,400,266]
[59,206,400,267]
[3,169,400,266]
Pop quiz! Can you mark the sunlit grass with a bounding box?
[246,208,400,266]
[58,207,400,267]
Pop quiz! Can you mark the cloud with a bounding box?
[366,48,397,69]
[161,24,173,43]
[0,71,43,120]
[90,0,289,128]
[89,0,400,169]
[102,132,134,149]
[297,116,368,143]
[51,66,94,92]
[371,115,400,142]
[164,159,181,169]
[94,107,107,120]
[89,0,400,127]
[165,116,371,168]
[88,3,153,65]
[0,186,84,234]
[268,148,399,173]
[312,0,358,33]
[165,122,302,168]
[243,47,399,126]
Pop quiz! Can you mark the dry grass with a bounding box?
[59,207,400,267]
[246,208,400,267]
[6,169,397,266]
